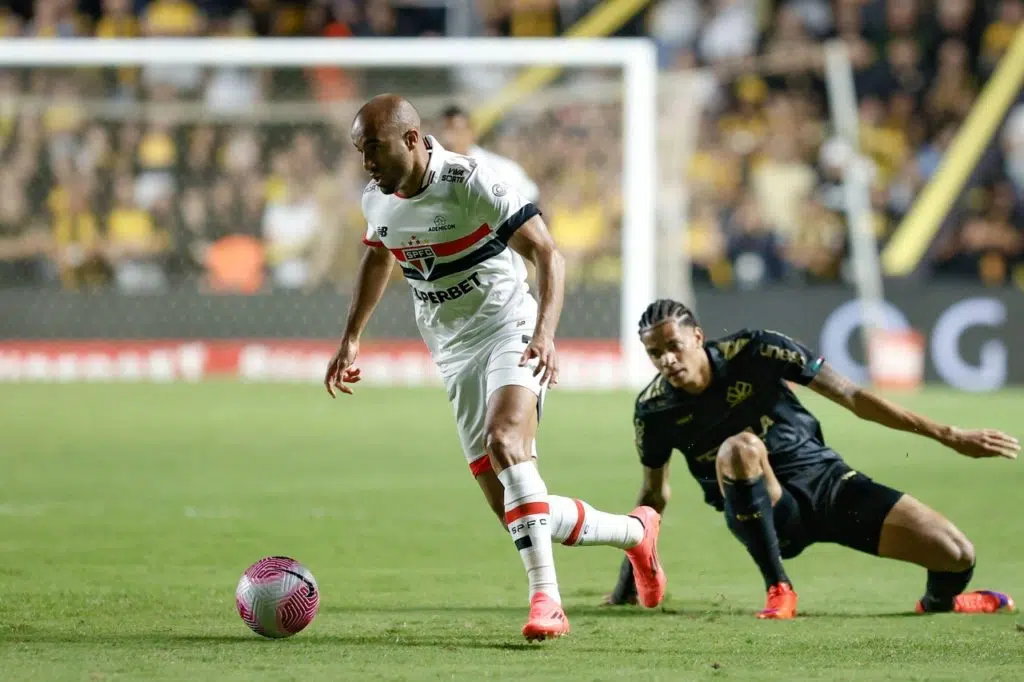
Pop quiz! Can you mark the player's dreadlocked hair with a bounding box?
[638,299,698,334]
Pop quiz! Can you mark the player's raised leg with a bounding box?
[603,464,673,606]
[873,495,1015,614]
[474,461,664,608]
[484,384,569,640]
[548,493,664,608]
[716,432,797,619]
[475,461,643,550]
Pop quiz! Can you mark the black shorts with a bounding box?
[767,456,905,559]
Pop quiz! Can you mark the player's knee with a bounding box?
[485,425,527,469]
[717,432,767,479]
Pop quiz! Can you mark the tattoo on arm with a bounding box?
[808,364,859,407]
[809,362,951,441]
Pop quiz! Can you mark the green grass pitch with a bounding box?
[1,383,1022,681]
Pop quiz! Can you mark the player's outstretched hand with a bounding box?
[324,338,362,398]
[520,332,559,388]
[944,427,1020,460]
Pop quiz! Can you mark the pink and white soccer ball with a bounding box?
[235,556,320,638]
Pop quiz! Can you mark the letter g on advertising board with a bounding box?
[819,297,1007,391]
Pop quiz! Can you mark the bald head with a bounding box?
[353,93,422,139]
[351,94,428,196]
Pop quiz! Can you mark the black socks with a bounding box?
[609,556,638,604]
[920,564,974,612]
[723,475,790,590]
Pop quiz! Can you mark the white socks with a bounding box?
[497,461,560,603]
[493,462,646,605]
[548,495,644,549]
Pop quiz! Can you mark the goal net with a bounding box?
[0,38,659,389]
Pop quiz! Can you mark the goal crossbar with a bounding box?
[0,37,657,389]
[0,37,651,67]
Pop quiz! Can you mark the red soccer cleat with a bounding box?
[757,582,798,619]
[522,592,570,642]
[915,590,1016,614]
[624,505,667,608]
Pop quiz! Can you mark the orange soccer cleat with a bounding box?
[916,590,1016,614]
[624,506,667,608]
[522,592,570,642]
[757,582,798,619]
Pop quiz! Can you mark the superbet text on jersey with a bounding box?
[361,136,540,365]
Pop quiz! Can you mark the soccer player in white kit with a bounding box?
[324,94,666,641]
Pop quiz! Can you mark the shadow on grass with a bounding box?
[0,630,549,652]
[319,602,925,620]
[796,611,922,619]
[319,603,682,618]
[0,608,932,650]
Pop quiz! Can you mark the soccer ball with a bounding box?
[235,556,320,638]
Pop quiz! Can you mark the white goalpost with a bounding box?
[0,37,657,389]
[822,40,892,386]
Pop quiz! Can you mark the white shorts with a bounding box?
[441,327,546,474]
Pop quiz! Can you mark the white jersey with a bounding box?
[468,144,540,203]
[362,137,539,367]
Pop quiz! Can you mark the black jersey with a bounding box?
[633,328,841,511]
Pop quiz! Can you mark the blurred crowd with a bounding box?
[673,0,1024,289]
[0,0,1020,294]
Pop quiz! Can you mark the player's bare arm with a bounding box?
[508,216,565,387]
[324,245,395,398]
[807,364,1019,460]
[638,464,671,514]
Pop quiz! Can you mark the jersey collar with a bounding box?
[705,342,727,381]
[395,135,446,199]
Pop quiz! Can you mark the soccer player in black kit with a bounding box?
[604,300,1019,619]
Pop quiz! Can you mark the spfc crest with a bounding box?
[401,236,436,277]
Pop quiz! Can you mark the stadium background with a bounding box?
[0,0,1021,390]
